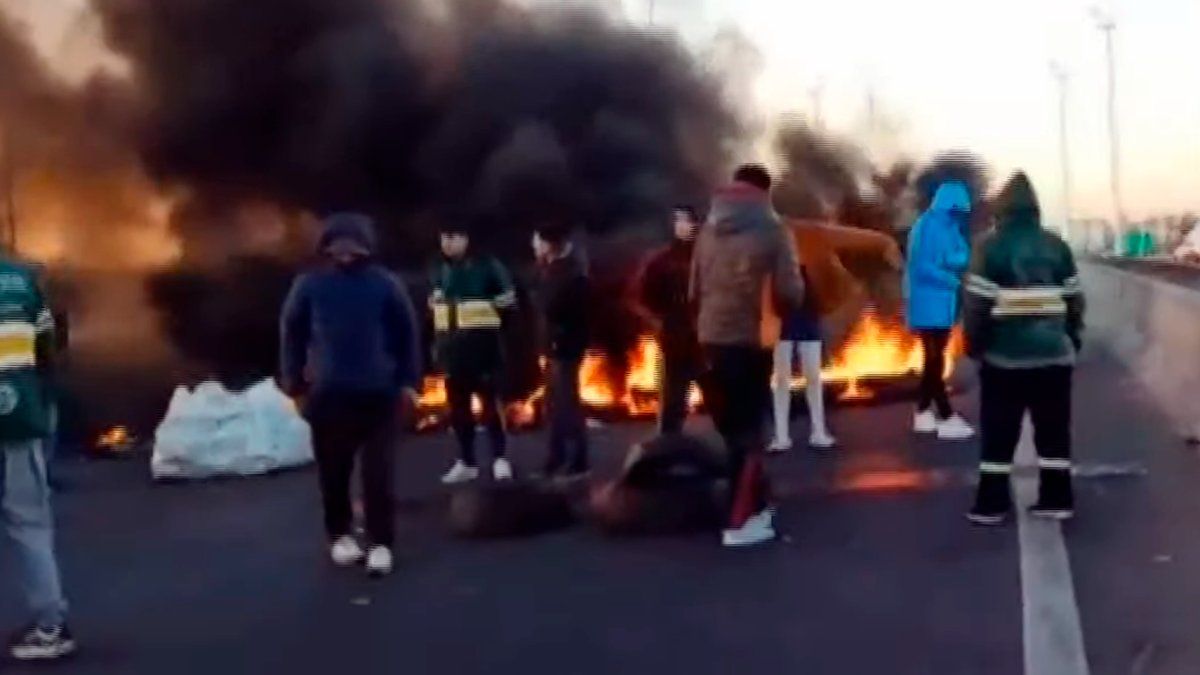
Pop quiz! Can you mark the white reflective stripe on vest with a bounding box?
[980,461,1013,474]
[992,287,1068,317]
[1038,458,1072,471]
[966,274,1000,298]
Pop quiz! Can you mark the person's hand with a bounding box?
[883,242,904,271]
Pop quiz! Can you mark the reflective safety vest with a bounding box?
[0,260,54,442]
[429,255,515,333]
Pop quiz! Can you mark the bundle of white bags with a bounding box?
[152,378,313,481]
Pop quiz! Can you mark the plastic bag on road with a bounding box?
[152,378,313,481]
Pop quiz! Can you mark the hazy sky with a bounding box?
[626,0,1200,224]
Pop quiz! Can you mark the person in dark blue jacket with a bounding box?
[280,212,420,578]
[904,181,974,441]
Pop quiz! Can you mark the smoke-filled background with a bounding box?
[0,0,992,438]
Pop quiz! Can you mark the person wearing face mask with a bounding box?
[637,205,702,435]
[904,181,975,441]
[280,212,420,578]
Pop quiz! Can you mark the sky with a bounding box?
[625,0,1200,226]
[7,0,1199,227]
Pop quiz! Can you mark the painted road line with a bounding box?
[1015,418,1091,675]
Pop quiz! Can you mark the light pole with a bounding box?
[1050,61,1073,244]
[1091,7,1124,249]
[809,80,825,129]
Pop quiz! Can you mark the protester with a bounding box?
[771,206,903,452]
[691,164,805,548]
[532,225,591,480]
[637,205,702,435]
[430,225,517,484]
[280,212,420,577]
[904,180,975,440]
[0,257,75,661]
[964,172,1084,524]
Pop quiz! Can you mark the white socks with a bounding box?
[772,340,832,445]
[799,340,829,439]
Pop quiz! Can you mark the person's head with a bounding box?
[733,164,773,192]
[672,205,700,241]
[532,224,570,263]
[439,228,470,260]
[319,212,376,269]
[994,171,1041,229]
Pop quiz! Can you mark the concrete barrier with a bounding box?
[1080,259,1200,438]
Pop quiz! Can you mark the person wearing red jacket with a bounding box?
[637,206,702,435]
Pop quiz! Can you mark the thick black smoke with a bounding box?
[74,0,743,381]
[91,0,738,262]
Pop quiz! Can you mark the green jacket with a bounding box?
[429,254,515,376]
[0,259,55,442]
[964,173,1084,369]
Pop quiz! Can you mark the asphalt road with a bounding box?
[2,349,1198,674]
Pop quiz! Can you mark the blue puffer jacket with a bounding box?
[904,182,971,330]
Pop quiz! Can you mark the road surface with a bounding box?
[2,349,1199,674]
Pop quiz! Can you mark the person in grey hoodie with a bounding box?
[691,164,805,548]
[280,212,420,577]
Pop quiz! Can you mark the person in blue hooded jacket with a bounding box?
[280,212,420,578]
[904,181,975,440]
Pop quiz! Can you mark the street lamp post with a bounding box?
[1050,62,1073,245]
[1091,7,1124,251]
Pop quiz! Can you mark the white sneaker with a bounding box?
[913,410,937,433]
[441,460,480,485]
[936,414,976,441]
[493,458,514,481]
[768,438,793,454]
[722,509,777,548]
[366,546,394,577]
[809,430,837,449]
[330,535,364,567]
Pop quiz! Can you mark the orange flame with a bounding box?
[96,425,134,452]
[415,311,962,427]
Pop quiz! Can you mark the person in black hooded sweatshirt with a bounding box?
[280,212,420,577]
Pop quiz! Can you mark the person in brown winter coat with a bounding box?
[691,164,805,548]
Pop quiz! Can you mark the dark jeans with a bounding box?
[305,390,398,546]
[974,365,1074,514]
[918,329,953,418]
[658,348,699,435]
[546,357,589,474]
[447,370,506,466]
[700,345,773,528]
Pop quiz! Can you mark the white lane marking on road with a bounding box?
[1016,418,1091,675]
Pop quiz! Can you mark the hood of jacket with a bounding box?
[318,212,378,256]
[709,181,778,235]
[928,181,971,213]
[994,171,1042,231]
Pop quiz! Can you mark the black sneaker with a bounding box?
[1029,504,1075,521]
[966,510,1010,527]
[9,624,77,661]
